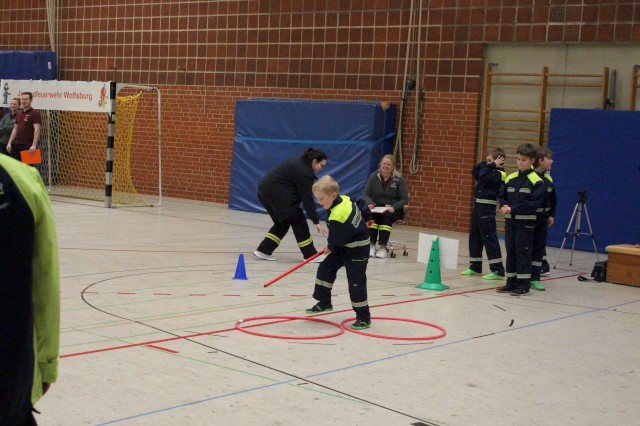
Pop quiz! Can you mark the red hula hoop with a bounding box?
[340,316,447,341]
[235,315,344,340]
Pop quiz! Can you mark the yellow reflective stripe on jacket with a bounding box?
[345,238,370,248]
[475,198,497,205]
[527,172,542,185]
[328,195,352,223]
[504,214,537,220]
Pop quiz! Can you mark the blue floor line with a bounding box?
[95,298,640,425]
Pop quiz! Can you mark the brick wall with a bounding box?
[2,1,638,232]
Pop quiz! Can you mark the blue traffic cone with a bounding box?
[416,237,449,291]
[233,254,248,280]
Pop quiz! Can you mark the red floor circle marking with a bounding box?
[235,315,344,340]
[340,316,447,341]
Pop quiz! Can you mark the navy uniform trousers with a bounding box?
[531,212,549,281]
[256,193,317,259]
[369,209,403,246]
[312,245,370,322]
[504,217,536,290]
[468,203,504,275]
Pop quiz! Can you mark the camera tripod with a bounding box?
[554,191,599,267]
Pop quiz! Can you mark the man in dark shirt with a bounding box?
[7,92,42,162]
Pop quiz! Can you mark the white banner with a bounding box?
[1,80,112,112]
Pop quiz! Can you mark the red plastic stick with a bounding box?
[263,251,323,287]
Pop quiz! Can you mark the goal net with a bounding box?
[1,80,161,207]
[39,93,147,205]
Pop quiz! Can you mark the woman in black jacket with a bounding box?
[254,148,329,261]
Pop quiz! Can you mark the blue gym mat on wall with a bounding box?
[547,108,640,253]
[0,50,57,81]
[1,51,57,108]
[229,99,396,219]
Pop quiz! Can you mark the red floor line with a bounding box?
[146,345,179,354]
[62,287,488,359]
[117,292,136,295]
[61,327,237,358]
[62,274,584,359]
[153,293,172,296]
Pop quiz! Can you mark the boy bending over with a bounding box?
[306,175,372,330]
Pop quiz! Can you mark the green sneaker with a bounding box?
[482,271,505,280]
[305,303,333,314]
[530,280,546,291]
[349,319,371,330]
[460,269,481,276]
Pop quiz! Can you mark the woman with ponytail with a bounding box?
[254,148,329,262]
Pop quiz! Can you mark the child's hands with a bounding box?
[500,205,511,215]
[494,155,505,167]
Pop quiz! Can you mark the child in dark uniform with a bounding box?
[306,175,372,330]
[461,147,507,280]
[530,147,557,290]
[498,143,545,295]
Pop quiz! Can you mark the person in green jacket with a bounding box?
[0,155,60,426]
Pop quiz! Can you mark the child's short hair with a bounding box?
[487,147,506,160]
[516,143,537,159]
[313,175,340,195]
[534,147,553,167]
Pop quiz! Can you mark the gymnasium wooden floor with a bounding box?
[37,196,640,426]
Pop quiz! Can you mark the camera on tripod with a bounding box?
[554,188,599,267]
[577,190,588,203]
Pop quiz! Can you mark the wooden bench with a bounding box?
[605,244,640,287]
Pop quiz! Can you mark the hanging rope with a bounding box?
[409,0,424,175]
[393,0,416,173]
[45,0,56,51]
[45,0,59,78]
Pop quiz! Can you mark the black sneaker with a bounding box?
[496,285,516,293]
[349,319,371,330]
[510,287,529,296]
[305,303,333,314]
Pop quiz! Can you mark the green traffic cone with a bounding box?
[416,237,449,291]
